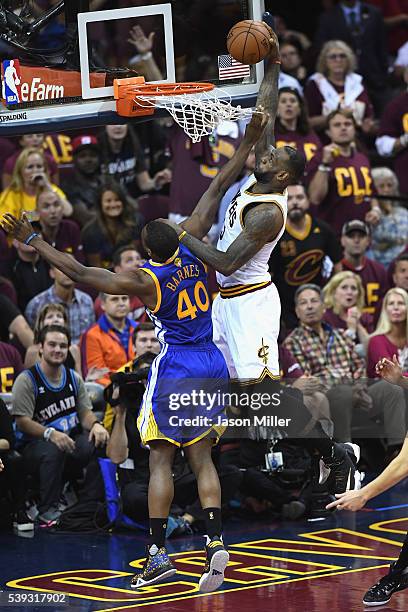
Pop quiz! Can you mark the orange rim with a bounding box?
[115,80,215,101]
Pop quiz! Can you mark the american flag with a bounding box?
[218,54,251,80]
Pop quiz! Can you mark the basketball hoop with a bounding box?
[114,77,253,143]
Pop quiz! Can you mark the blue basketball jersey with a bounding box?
[141,243,213,346]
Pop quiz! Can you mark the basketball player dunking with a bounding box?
[166,29,360,493]
[1,111,269,594]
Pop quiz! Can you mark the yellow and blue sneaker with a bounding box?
[130,544,176,589]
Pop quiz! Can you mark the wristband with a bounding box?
[130,51,153,63]
[179,230,187,242]
[24,232,40,245]
[43,427,55,442]
[318,164,331,172]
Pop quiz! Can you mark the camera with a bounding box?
[103,351,157,408]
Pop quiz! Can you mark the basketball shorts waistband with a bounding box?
[218,280,272,298]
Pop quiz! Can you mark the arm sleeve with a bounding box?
[11,372,36,418]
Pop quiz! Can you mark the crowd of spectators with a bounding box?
[0,0,408,535]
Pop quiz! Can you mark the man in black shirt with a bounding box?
[12,236,52,311]
[269,183,342,329]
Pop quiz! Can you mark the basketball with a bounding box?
[226,20,275,65]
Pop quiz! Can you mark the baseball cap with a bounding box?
[71,135,98,154]
[342,219,370,236]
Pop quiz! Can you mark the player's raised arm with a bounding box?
[180,110,269,240]
[1,213,156,304]
[254,29,281,154]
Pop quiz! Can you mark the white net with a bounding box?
[134,89,253,143]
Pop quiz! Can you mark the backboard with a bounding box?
[0,0,265,136]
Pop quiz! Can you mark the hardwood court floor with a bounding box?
[2,483,408,611]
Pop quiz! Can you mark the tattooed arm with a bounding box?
[254,32,281,154]
[179,204,284,276]
[179,110,269,240]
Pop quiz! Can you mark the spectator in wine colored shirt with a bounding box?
[376,67,408,197]
[36,186,84,263]
[275,88,322,166]
[367,288,408,379]
[167,122,242,231]
[339,220,389,320]
[314,1,389,112]
[307,109,380,236]
[323,271,374,350]
[305,40,375,137]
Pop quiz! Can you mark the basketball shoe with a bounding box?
[363,562,408,606]
[198,535,229,593]
[130,545,176,589]
[319,442,361,495]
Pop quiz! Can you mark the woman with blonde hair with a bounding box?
[0,148,72,220]
[366,288,408,379]
[24,303,80,372]
[369,167,408,268]
[323,271,373,346]
[304,40,375,135]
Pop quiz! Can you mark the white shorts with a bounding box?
[212,283,281,381]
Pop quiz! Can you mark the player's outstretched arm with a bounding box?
[254,30,280,154]
[326,437,408,512]
[173,203,283,276]
[180,110,269,240]
[1,214,155,303]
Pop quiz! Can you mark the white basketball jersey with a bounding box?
[216,174,288,288]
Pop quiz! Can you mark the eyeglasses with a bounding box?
[327,53,347,60]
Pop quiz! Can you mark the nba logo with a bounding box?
[1,59,22,104]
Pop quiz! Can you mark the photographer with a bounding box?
[106,352,242,531]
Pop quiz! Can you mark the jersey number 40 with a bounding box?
[177,281,210,320]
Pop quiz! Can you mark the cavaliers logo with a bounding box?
[257,338,269,365]
[284,249,324,286]
[174,257,182,267]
